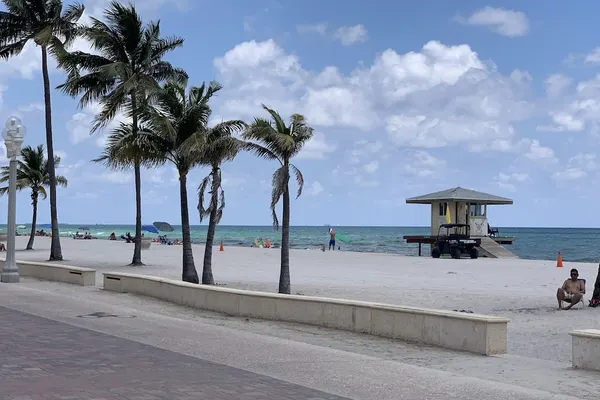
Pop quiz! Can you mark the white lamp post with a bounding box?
[1,117,26,283]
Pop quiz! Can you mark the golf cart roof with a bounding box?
[439,224,469,228]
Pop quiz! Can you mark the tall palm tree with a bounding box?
[0,145,67,250]
[243,105,313,294]
[142,81,244,283]
[56,1,187,265]
[197,121,246,285]
[0,0,85,260]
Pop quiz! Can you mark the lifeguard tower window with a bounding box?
[439,202,448,216]
[469,203,485,217]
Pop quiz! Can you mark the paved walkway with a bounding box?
[0,306,348,400]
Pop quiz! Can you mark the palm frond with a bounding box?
[197,174,211,221]
[290,164,304,199]
[0,143,65,199]
[57,0,185,145]
[270,166,288,230]
[215,185,225,224]
[242,142,281,163]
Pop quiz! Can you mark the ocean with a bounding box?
[10,224,600,263]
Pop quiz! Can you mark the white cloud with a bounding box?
[585,48,600,64]
[524,140,556,162]
[213,39,534,155]
[143,189,170,205]
[296,23,367,46]
[333,24,368,46]
[539,74,600,133]
[455,7,530,37]
[553,168,587,181]
[569,153,598,170]
[296,24,328,36]
[404,150,446,179]
[96,171,132,184]
[498,172,530,182]
[545,74,572,98]
[552,152,598,182]
[307,181,324,196]
[495,172,530,192]
[363,161,379,174]
[66,102,128,147]
[297,133,336,160]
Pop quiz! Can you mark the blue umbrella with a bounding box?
[142,225,159,234]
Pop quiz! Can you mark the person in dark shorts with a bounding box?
[329,228,336,250]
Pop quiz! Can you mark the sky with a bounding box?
[1,0,600,228]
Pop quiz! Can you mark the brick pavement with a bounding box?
[0,306,351,400]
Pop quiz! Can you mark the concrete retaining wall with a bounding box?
[570,329,600,371]
[0,259,96,286]
[103,272,509,355]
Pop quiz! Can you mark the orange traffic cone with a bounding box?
[556,252,563,268]
[219,240,224,252]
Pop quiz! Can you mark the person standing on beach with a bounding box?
[557,268,585,310]
[329,228,336,251]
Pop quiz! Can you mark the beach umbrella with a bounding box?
[153,221,174,232]
[142,225,159,234]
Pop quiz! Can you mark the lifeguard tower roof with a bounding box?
[405,187,513,205]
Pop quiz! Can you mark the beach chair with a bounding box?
[561,279,586,309]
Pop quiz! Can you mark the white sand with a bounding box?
[8,235,600,363]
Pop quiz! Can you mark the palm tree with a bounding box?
[0,0,85,260]
[242,105,313,294]
[0,145,67,250]
[56,1,187,265]
[197,121,246,285]
[142,81,244,283]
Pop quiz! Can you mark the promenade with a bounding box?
[0,278,594,400]
[0,306,345,399]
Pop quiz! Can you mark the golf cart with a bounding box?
[431,224,480,259]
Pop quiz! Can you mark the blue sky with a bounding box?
[1,0,600,228]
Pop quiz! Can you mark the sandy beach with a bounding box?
[7,235,599,363]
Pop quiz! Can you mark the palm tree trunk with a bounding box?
[41,45,62,261]
[130,94,142,266]
[179,171,199,283]
[131,161,143,265]
[26,192,38,250]
[202,166,219,285]
[279,162,291,294]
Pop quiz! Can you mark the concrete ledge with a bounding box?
[103,272,509,355]
[570,329,600,371]
[0,259,96,286]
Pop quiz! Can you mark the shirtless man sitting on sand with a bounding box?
[557,268,585,310]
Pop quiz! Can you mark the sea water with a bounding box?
[11,224,600,263]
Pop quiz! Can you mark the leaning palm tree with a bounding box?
[0,0,85,260]
[143,81,244,283]
[0,145,67,250]
[242,105,313,294]
[197,121,246,285]
[56,1,187,265]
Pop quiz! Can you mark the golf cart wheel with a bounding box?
[450,246,461,259]
[431,247,441,258]
[469,247,479,259]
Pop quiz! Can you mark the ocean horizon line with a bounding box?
[12,224,600,230]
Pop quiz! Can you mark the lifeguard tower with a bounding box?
[403,187,517,258]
